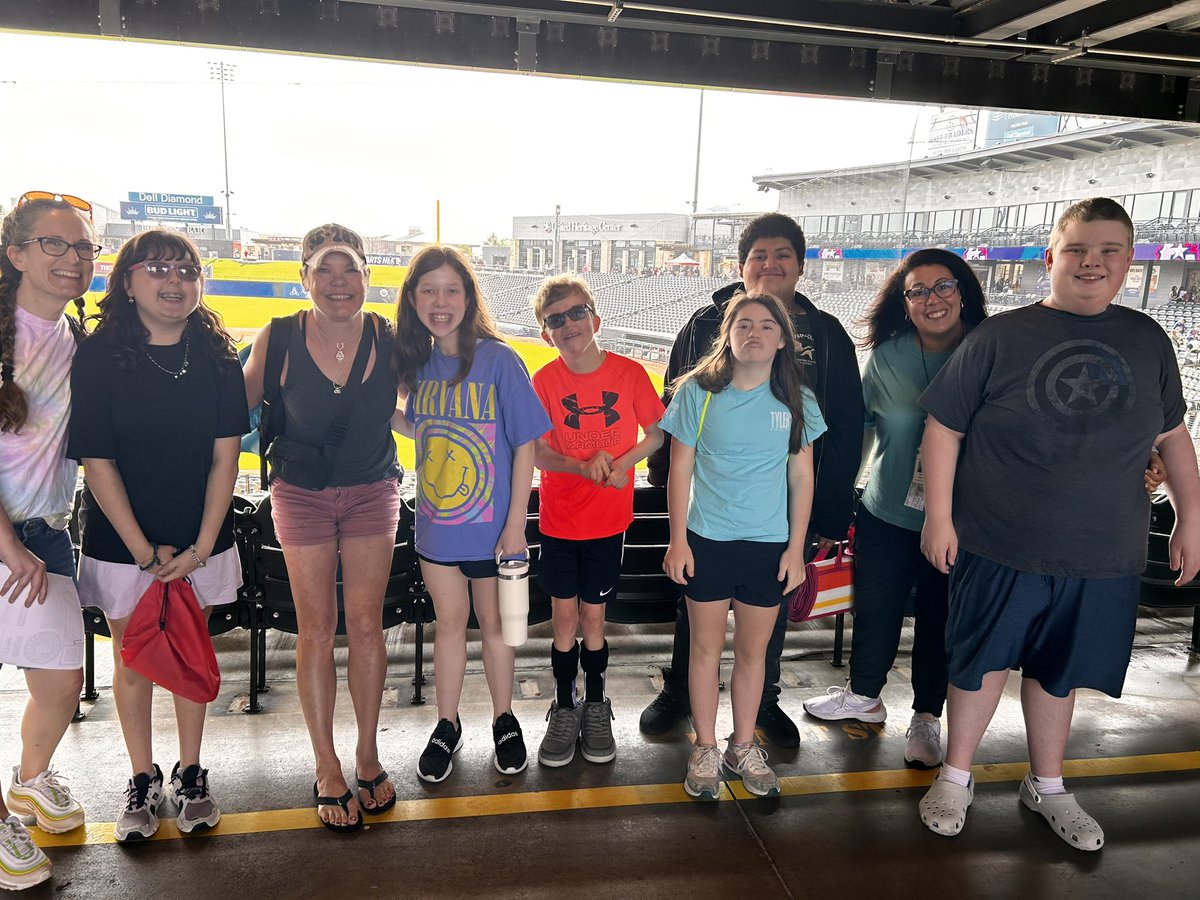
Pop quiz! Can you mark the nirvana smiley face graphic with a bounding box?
[417,420,496,525]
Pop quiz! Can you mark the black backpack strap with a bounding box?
[65,313,86,346]
[259,314,295,487]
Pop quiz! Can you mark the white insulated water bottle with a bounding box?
[497,554,530,647]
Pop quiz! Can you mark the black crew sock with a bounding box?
[551,641,580,709]
[580,641,609,703]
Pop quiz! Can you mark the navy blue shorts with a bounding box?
[538,532,624,605]
[418,554,498,579]
[683,530,787,608]
[946,548,1141,698]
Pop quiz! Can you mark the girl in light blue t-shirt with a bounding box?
[660,291,826,801]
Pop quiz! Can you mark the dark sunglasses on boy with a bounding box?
[129,261,203,282]
[544,303,594,330]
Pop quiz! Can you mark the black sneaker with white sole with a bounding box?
[418,717,463,783]
[492,712,528,775]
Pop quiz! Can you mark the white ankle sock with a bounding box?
[938,763,972,787]
[1031,774,1066,795]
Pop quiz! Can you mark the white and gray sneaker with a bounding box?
[170,763,221,834]
[114,764,164,843]
[684,744,723,801]
[723,739,780,797]
[803,685,887,723]
[904,714,945,769]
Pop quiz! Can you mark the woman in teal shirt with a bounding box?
[803,249,987,768]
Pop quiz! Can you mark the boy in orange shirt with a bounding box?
[531,276,664,767]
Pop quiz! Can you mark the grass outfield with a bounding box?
[236,335,667,474]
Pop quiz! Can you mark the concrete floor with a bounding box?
[2,609,1199,899]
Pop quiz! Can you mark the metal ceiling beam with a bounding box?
[1041,0,1200,46]
[956,0,1105,42]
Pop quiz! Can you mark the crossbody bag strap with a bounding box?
[321,314,377,453]
[259,314,295,486]
[696,390,712,439]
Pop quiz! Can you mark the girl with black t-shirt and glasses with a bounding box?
[68,230,248,843]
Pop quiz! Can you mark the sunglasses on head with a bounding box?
[543,303,594,330]
[129,261,203,282]
[19,191,94,222]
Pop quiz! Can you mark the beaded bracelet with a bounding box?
[137,544,160,571]
[188,545,206,568]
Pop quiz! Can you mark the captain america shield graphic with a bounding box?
[1025,339,1134,426]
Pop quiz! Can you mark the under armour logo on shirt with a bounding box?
[561,392,620,429]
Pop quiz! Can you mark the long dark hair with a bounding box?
[92,230,237,370]
[860,248,988,350]
[392,245,503,393]
[678,291,811,453]
[0,199,93,432]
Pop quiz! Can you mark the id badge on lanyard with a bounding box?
[904,448,925,511]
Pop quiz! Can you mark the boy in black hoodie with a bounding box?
[641,213,864,746]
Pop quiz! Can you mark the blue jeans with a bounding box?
[848,505,948,716]
[11,518,77,581]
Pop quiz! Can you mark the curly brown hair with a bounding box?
[92,230,237,371]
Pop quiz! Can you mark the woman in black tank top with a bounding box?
[242,224,403,833]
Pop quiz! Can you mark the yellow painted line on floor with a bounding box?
[33,750,1200,848]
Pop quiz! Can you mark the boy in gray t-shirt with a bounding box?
[915,198,1200,851]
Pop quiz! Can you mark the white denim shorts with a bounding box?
[77,545,243,621]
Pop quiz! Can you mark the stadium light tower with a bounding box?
[208,60,237,242]
[554,204,561,273]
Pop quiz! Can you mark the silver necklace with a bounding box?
[145,336,190,379]
[312,319,359,363]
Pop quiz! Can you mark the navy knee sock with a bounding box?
[579,641,609,703]
[551,642,580,708]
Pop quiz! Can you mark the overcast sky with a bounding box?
[1,31,938,243]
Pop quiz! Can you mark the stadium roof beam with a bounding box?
[5,1,1200,119]
[752,120,1200,189]
[957,0,1106,42]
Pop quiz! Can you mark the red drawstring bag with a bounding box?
[120,578,220,704]
[787,531,856,624]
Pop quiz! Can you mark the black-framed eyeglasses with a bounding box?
[903,279,959,303]
[543,303,594,330]
[16,237,104,261]
[129,261,203,282]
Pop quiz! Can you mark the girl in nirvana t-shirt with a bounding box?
[393,246,550,784]
[68,230,248,843]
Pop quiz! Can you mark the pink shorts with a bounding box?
[269,477,402,547]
